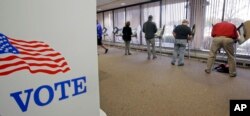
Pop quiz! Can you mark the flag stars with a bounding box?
[0,34,19,55]
[4,48,9,53]
[0,36,6,39]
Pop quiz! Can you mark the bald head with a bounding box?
[182,19,189,25]
[182,19,189,24]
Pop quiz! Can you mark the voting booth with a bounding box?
[0,0,102,116]
[237,20,250,44]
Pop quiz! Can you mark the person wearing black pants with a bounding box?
[97,20,108,54]
[122,21,132,55]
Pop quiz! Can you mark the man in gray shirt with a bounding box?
[143,15,157,60]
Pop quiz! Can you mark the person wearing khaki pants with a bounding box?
[206,36,236,76]
[205,21,239,77]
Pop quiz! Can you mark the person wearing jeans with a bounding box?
[172,39,188,66]
[205,21,239,77]
[143,15,157,60]
[171,19,192,66]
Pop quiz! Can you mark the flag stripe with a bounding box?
[8,38,44,44]
[0,54,64,61]
[0,66,70,76]
[10,41,49,48]
[0,58,69,73]
[18,50,59,55]
[1,63,69,72]
[20,51,61,57]
[15,46,54,52]
[11,43,51,51]
[0,55,66,62]
[0,60,68,69]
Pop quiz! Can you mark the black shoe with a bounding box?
[205,69,211,74]
[128,53,132,55]
[153,56,157,59]
[178,64,184,66]
[105,49,108,54]
[171,62,175,65]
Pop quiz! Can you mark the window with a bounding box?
[126,6,141,45]
[224,0,250,56]
[114,8,125,43]
[104,11,114,42]
[162,0,188,48]
[141,2,160,45]
[97,13,104,28]
[203,0,224,50]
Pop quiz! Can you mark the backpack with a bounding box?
[214,64,229,73]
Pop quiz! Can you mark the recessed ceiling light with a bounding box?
[121,3,126,6]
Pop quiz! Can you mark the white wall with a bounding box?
[0,0,99,116]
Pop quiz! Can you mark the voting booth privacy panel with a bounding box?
[0,0,100,116]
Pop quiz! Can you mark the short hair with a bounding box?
[148,15,153,20]
[125,21,130,27]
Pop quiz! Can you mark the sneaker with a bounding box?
[171,62,175,65]
[128,53,132,55]
[229,73,237,77]
[205,69,211,74]
[105,49,108,54]
[178,64,184,66]
[153,56,157,59]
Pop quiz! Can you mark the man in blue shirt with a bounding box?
[97,20,108,54]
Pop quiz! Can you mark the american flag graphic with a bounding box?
[0,33,70,76]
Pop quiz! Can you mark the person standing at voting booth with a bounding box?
[122,21,132,55]
[143,15,157,60]
[97,20,108,54]
[205,21,239,77]
[171,19,192,66]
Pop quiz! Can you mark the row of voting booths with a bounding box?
[101,20,250,59]
[102,24,195,58]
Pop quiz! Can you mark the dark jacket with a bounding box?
[173,25,192,40]
[143,21,157,39]
[122,26,132,41]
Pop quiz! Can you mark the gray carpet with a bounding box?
[98,47,250,116]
